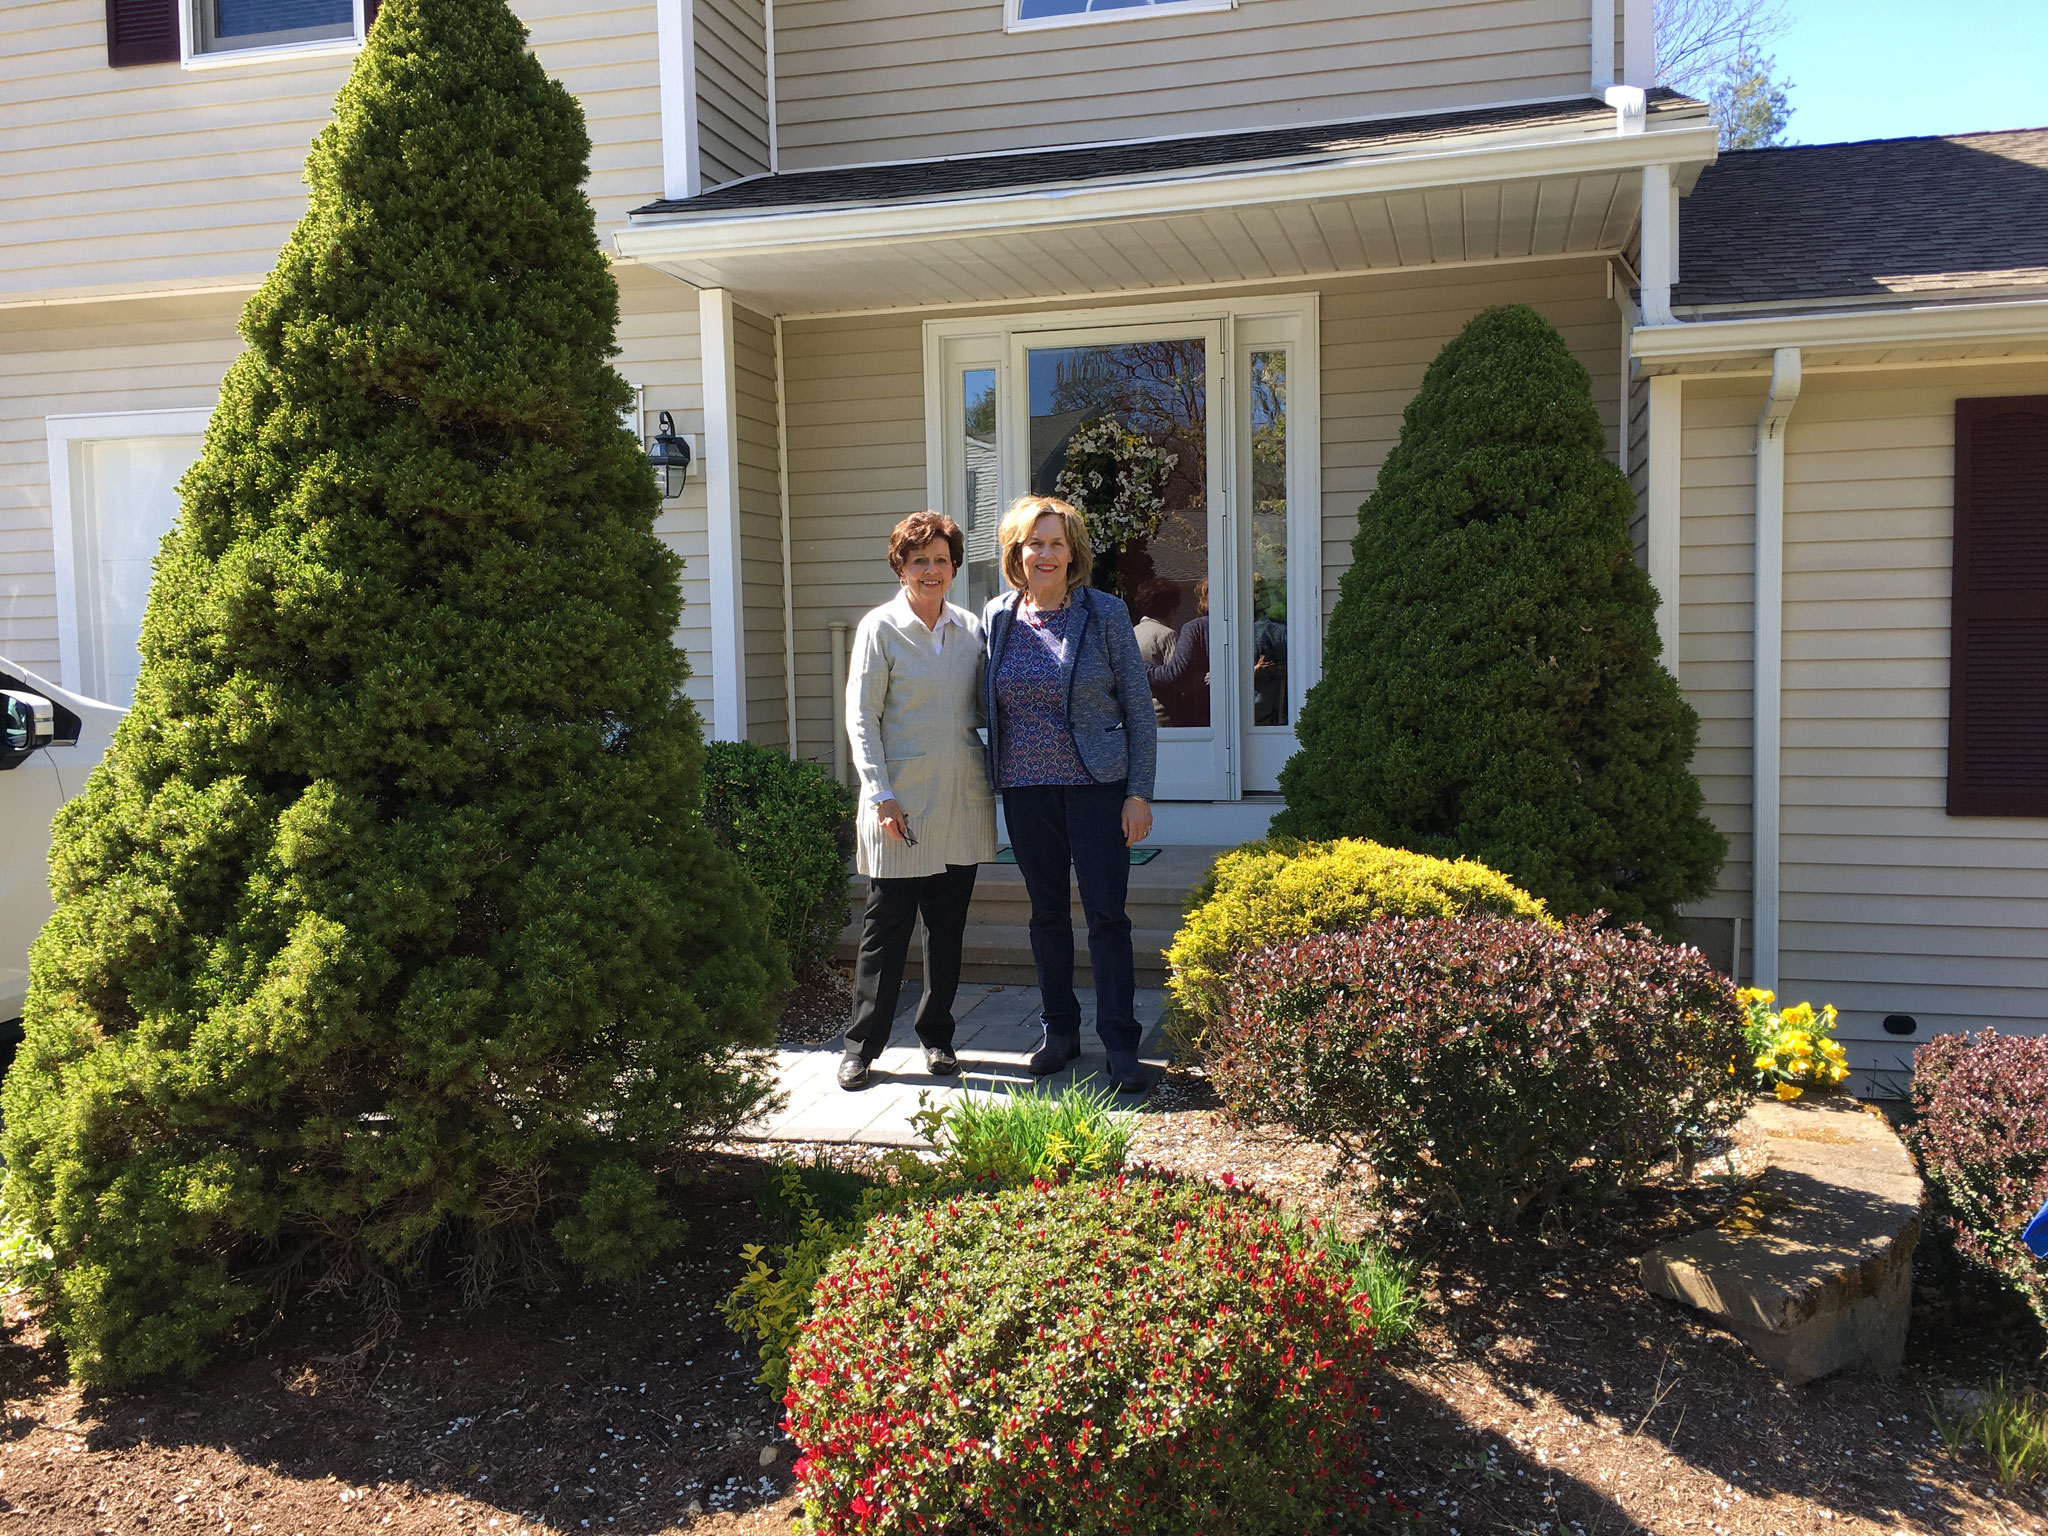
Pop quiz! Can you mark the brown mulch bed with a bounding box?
[5,1052,2042,1535]
[1130,1066,2048,1536]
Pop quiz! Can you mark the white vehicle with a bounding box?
[1,657,124,1031]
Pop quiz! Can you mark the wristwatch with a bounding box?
[1127,794,1150,806]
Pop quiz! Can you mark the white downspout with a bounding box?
[1752,347,1802,994]
[774,314,796,757]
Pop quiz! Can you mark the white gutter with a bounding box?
[1632,296,2048,367]
[614,119,1718,264]
[1751,347,1802,994]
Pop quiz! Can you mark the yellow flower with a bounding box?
[1821,1004,1839,1026]
[1754,1053,1778,1071]
[1738,987,1774,1005]
[1782,1002,1815,1029]
[1820,1040,1846,1062]
[1775,1081,1803,1102]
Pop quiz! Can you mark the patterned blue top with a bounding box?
[994,603,1091,788]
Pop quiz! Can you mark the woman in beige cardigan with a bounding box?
[839,511,998,1091]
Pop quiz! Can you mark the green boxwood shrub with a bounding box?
[702,740,855,980]
[0,0,783,1388]
[783,1176,1383,1536]
[1165,835,1551,1050]
[1273,304,1725,935]
[1911,1030,2048,1334]
[1211,917,1748,1226]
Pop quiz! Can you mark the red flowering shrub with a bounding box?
[1911,1030,2048,1332]
[783,1176,1381,1536]
[1210,916,1748,1226]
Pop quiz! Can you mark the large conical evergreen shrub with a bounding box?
[1,0,785,1387]
[1274,305,1724,931]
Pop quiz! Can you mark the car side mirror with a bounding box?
[1,689,55,770]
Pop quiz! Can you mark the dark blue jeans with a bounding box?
[1000,781,1141,1068]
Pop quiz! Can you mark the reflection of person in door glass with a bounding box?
[1251,572,1288,727]
[1129,577,1180,726]
[1148,578,1210,727]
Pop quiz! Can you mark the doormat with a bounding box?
[995,846,1160,866]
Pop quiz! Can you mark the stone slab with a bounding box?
[740,983,1172,1148]
[1640,1096,1924,1385]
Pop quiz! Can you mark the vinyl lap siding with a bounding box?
[695,0,770,187]
[1776,364,2048,1048]
[772,0,1593,171]
[0,0,661,301]
[732,302,787,745]
[0,293,244,673]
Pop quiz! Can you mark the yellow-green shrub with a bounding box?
[1165,837,1552,1050]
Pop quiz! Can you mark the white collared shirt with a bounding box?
[892,588,958,654]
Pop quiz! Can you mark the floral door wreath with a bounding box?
[1053,417,1177,552]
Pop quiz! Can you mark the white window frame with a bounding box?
[922,292,1319,801]
[45,408,213,697]
[182,0,366,71]
[1004,0,1238,35]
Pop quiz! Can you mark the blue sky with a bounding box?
[1772,0,2048,144]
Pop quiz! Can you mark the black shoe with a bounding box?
[1028,1038,1083,1077]
[837,1054,870,1092]
[1108,1059,1148,1096]
[922,1043,959,1076]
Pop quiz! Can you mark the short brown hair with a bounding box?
[998,496,1092,596]
[887,510,963,574]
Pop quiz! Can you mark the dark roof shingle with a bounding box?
[635,90,1698,219]
[1674,129,2048,308]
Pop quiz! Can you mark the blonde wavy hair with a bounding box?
[997,496,1092,596]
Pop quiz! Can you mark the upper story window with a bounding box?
[198,0,356,54]
[1006,0,1237,32]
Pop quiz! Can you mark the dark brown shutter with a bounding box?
[364,0,381,29]
[1950,395,2048,816]
[106,0,179,66]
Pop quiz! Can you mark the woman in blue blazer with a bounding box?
[982,496,1158,1093]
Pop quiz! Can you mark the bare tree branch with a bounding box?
[1655,0,1792,98]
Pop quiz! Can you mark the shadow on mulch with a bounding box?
[0,1153,793,1535]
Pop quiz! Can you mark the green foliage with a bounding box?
[1165,835,1552,1051]
[785,1176,1385,1536]
[0,0,783,1389]
[723,1084,1134,1397]
[1276,1209,1421,1347]
[701,740,855,980]
[1931,1379,2048,1493]
[1273,304,1725,935]
[1710,48,1794,151]
[1210,917,1749,1227]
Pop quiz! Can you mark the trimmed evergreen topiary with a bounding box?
[0,0,784,1388]
[1274,304,1724,931]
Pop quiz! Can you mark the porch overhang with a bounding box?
[614,97,1717,317]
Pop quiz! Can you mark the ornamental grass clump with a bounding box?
[1164,835,1551,1051]
[0,0,783,1388]
[1911,1030,2048,1336]
[1739,987,1849,1100]
[783,1176,1382,1536]
[1273,304,1724,934]
[1210,917,1748,1227]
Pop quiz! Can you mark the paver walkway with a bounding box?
[743,982,1173,1146]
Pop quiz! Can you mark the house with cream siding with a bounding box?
[1,0,2043,1079]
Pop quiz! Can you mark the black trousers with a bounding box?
[844,863,979,1060]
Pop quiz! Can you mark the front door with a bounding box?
[930,296,1317,804]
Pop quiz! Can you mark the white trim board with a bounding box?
[1632,298,2048,369]
[658,0,701,201]
[698,287,746,742]
[44,408,213,695]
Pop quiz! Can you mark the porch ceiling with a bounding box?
[615,102,1718,317]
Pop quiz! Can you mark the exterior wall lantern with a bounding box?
[648,410,693,498]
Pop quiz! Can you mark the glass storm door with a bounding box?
[1012,322,1231,801]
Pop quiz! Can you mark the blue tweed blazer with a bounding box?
[981,585,1159,801]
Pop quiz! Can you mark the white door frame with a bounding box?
[922,293,1320,802]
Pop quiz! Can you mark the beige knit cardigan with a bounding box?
[845,595,999,880]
